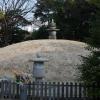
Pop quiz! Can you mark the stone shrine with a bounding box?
[30,54,48,82]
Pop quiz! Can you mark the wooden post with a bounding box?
[57,82,60,99]
[44,82,47,99]
[74,83,78,98]
[65,82,68,98]
[40,82,44,100]
[52,82,56,99]
[61,82,64,99]
[70,82,73,98]
[27,82,31,99]
[1,81,4,98]
[20,84,27,100]
[32,82,35,99]
[79,83,82,98]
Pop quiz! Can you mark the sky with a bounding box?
[25,0,44,31]
[25,0,40,31]
[25,0,37,20]
[20,0,39,32]
[0,0,36,20]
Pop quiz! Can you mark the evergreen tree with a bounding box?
[34,0,96,41]
[78,0,100,95]
[32,25,49,39]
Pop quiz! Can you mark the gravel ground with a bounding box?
[0,40,89,82]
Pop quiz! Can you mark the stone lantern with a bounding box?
[47,19,59,39]
[30,54,48,82]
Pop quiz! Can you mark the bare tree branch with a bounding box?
[0,0,36,43]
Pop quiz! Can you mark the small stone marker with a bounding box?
[30,54,48,82]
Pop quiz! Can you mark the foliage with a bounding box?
[0,27,30,47]
[10,27,30,44]
[88,9,100,48]
[34,0,56,22]
[34,0,96,41]
[0,0,34,47]
[0,11,4,19]
[78,0,100,95]
[32,25,49,39]
[79,51,100,83]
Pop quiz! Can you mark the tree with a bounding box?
[34,0,96,41]
[32,25,49,39]
[10,27,30,43]
[0,0,35,46]
[78,0,100,96]
[34,0,56,23]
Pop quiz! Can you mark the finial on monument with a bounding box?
[47,19,59,39]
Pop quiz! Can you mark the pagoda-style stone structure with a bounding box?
[47,20,59,39]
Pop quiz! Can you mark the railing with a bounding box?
[0,81,100,100]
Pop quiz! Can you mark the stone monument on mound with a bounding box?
[47,19,59,39]
[30,54,48,82]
